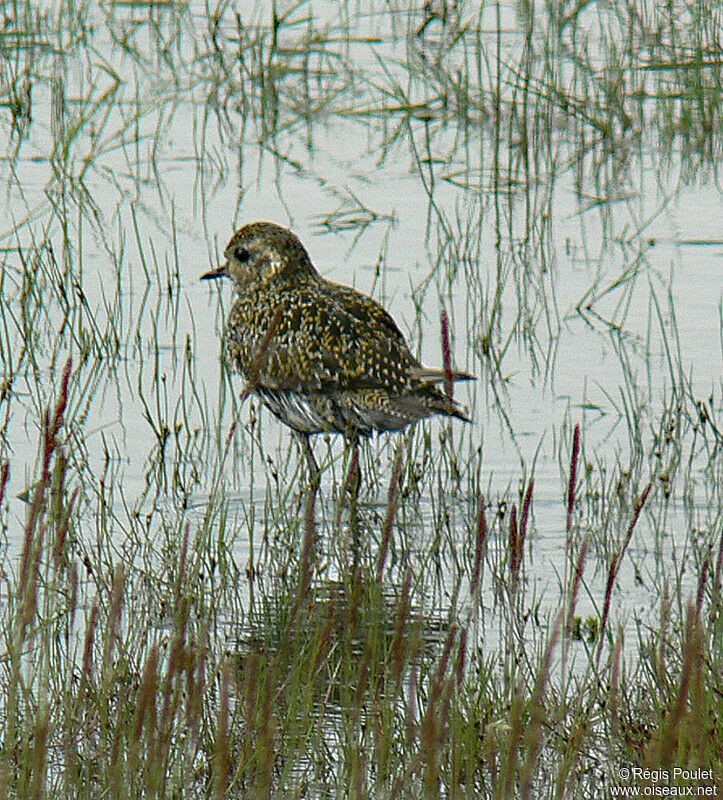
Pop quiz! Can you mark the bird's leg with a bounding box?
[296,432,320,492]
[346,433,360,501]
[292,432,319,598]
[344,432,361,570]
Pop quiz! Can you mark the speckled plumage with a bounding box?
[202,221,472,440]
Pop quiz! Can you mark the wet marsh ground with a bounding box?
[0,0,722,797]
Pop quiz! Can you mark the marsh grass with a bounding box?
[0,377,721,797]
[0,0,721,797]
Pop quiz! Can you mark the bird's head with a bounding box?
[201,221,316,290]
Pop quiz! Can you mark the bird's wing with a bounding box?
[245,286,422,394]
[319,281,411,348]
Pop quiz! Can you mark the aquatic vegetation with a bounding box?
[0,0,720,796]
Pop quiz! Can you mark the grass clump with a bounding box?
[1,380,721,797]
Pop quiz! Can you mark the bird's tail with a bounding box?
[445,399,473,423]
[409,366,475,385]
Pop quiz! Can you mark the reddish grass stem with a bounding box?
[566,535,590,639]
[597,482,652,661]
[470,494,487,600]
[566,424,580,543]
[509,503,520,589]
[440,307,454,402]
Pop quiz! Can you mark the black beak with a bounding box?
[200,263,228,281]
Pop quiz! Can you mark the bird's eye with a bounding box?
[235,246,251,263]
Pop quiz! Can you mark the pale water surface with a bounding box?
[1,0,721,654]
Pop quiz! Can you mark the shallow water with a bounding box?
[1,0,721,654]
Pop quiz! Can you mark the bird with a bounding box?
[201,221,473,487]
